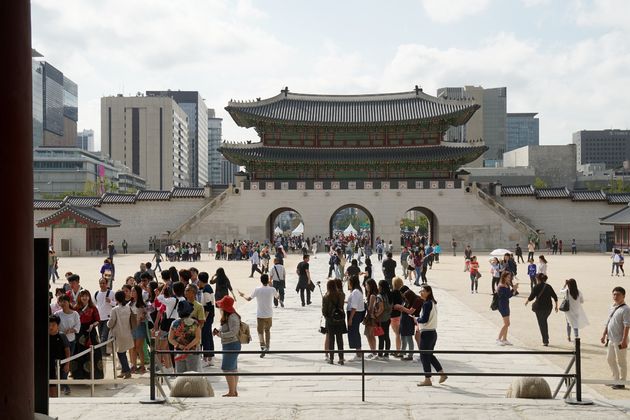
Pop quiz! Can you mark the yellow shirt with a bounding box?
[190,300,206,322]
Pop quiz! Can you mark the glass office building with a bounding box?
[506,113,539,152]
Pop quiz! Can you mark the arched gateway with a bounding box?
[400,207,438,247]
[330,204,374,245]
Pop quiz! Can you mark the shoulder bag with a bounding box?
[559,291,570,312]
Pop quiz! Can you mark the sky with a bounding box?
[32,0,630,150]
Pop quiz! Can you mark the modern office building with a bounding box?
[76,129,95,151]
[573,129,630,169]
[220,159,239,185]
[101,95,189,190]
[33,147,146,198]
[437,85,507,167]
[506,113,539,152]
[146,90,208,187]
[207,108,223,185]
[32,50,78,148]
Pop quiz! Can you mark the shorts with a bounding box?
[221,340,241,371]
[390,316,401,328]
[132,321,147,340]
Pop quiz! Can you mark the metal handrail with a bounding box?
[142,339,583,404]
[55,337,116,397]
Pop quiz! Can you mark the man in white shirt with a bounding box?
[94,273,116,354]
[54,295,81,354]
[602,286,630,389]
[239,274,278,357]
[208,239,214,255]
[249,248,262,278]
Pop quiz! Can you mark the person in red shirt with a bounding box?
[469,256,480,294]
[72,290,103,379]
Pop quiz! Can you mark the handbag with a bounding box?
[319,315,328,334]
[373,325,385,336]
[559,293,570,312]
[308,281,315,292]
[490,293,499,311]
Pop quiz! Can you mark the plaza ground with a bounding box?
[48,249,630,418]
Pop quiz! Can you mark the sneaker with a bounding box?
[403,356,413,361]
[280,301,284,308]
[496,340,506,346]
[475,290,478,294]
[63,388,71,395]
[260,347,267,358]
[327,359,334,365]
[502,340,513,346]
[366,354,377,360]
[203,359,214,367]
[439,374,448,384]
[338,360,344,366]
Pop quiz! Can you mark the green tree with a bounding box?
[533,177,548,189]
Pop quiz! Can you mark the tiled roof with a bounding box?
[171,187,205,198]
[37,205,120,227]
[220,143,488,165]
[571,190,607,201]
[63,196,102,207]
[600,205,630,225]
[500,185,535,196]
[607,193,630,204]
[34,199,64,210]
[535,187,571,199]
[101,193,136,204]
[226,90,480,127]
[136,190,171,201]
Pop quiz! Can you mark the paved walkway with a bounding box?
[48,252,630,418]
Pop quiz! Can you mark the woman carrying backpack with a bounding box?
[322,279,347,365]
[214,295,241,397]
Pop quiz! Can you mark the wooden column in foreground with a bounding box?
[0,0,34,417]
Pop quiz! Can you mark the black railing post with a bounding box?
[361,351,365,402]
[565,337,593,405]
[140,344,165,404]
[575,338,582,402]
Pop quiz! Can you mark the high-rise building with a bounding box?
[506,113,539,152]
[146,91,208,187]
[207,109,223,185]
[573,129,630,169]
[32,50,78,148]
[220,159,239,186]
[101,95,189,190]
[76,129,95,151]
[437,85,506,167]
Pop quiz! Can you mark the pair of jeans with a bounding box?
[470,275,478,291]
[202,313,215,358]
[419,330,442,378]
[347,310,365,349]
[175,353,201,373]
[327,332,344,361]
[378,319,391,356]
[299,288,311,306]
[273,281,285,306]
[117,351,130,373]
[401,335,414,358]
[98,320,110,354]
[535,309,552,344]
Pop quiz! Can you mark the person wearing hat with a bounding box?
[213,295,241,397]
[168,300,202,373]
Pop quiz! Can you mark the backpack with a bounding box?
[238,321,252,344]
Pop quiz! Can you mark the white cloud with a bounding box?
[421,0,491,23]
[382,31,630,142]
[574,0,630,29]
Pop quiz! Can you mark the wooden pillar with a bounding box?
[0,0,34,417]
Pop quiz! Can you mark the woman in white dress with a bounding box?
[560,278,589,341]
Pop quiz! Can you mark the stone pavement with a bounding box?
[49,252,630,419]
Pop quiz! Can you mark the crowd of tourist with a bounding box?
[47,240,630,397]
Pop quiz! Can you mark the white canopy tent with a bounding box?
[274,226,283,235]
[343,223,358,235]
[291,222,304,236]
